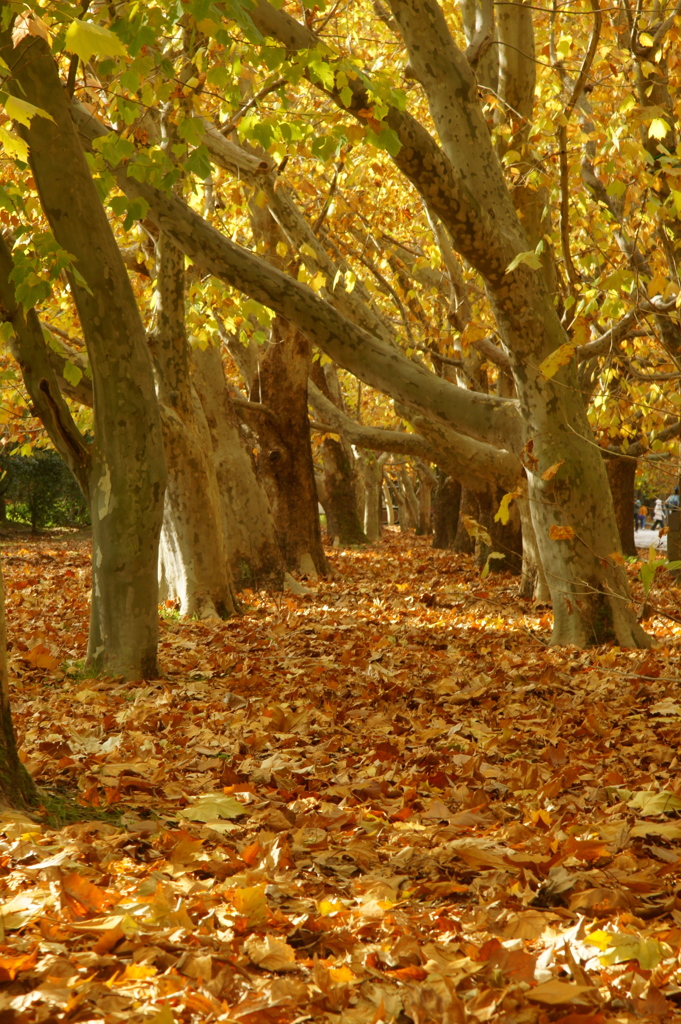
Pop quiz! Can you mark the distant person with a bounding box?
[638,504,648,530]
[666,486,680,512]
[653,498,665,529]
[634,497,641,528]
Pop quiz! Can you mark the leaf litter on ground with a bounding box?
[2,529,681,1022]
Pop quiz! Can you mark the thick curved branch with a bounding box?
[72,100,522,451]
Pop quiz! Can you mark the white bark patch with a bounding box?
[96,462,114,520]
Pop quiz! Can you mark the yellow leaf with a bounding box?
[639,31,655,47]
[328,965,355,983]
[648,117,669,140]
[609,551,626,566]
[585,929,611,950]
[64,20,128,64]
[275,241,288,257]
[549,525,575,541]
[232,883,267,925]
[122,963,157,980]
[310,271,326,293]
[254,189,267,208]
[318,899,345,916]
[462,514,492,546]
[0,127,28,162]
[494,487,522,525]
[3,96,54,128]
[541,459,564,481]
[539,344,575,379]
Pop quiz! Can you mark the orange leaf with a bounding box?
[0,946,38,981]
[24,643,59,670]
[549,525,575,540]
[62,872,118,916]
[541,459,565,481]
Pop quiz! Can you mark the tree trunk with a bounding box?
[192,346,284,589]
[256,321,327,576]
[364,455,387,541]
[605,453,638,558]
[383,0,650,648]
[150,234,236,619]
[518,494,550,602]
[416,462,435,535]
[486,487,523,575]
[388,474,409,534]
[453,488,478,554]
[432,472,460,548]
[383,482,396,526]
[71,34,649,646]
[400,468,420,530]
[5,31,166,678]
[320,437,368,545]
[0,557,37,810]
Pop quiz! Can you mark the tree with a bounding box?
[1,24,166,678]
[6,0,681,647]
[0,556,37,810]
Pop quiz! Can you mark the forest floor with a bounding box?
[2,530,681,1023]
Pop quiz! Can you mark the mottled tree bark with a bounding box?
[432,472,461,548]
[149,235,236,619]
[192,346,285,588]
[320,438,368,545]
[4,31,166,679]
[364,454,388,541]
[256,321,327,575]
[605,454,638,558]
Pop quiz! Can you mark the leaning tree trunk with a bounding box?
[150,234,236,619]
[5,29,166,678]
[432,472,461,548]
[256,320,327,576]
[192,346,284,589]
[386,0,650,648]
[320,437,368,545]
[0,557,37,810]
[604,453,638,558]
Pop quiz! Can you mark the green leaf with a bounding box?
[63,361,83,388]
[3,95,55,128]
[0,321,16,346]
[538,343,576,379]
[64,20,129,64]
[505,250,542,273]
[627,790,681,815]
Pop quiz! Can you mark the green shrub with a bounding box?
[0,447,90,531]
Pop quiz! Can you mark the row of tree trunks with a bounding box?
[150,233,236,619]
